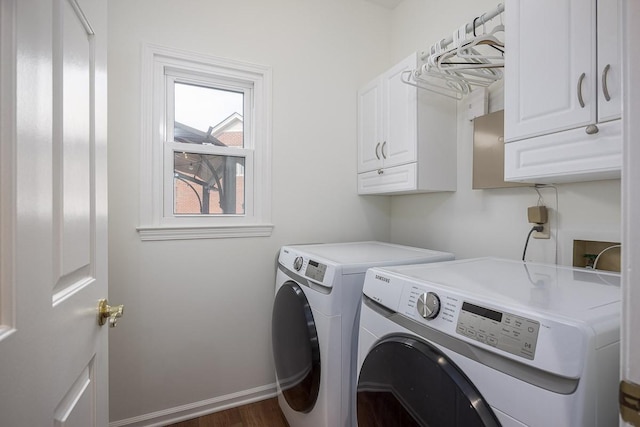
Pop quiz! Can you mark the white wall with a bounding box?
[387,0,621,264]
[107,0,393,423]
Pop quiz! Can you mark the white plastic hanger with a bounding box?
[401,3,506,100]
[400,70,466,100]
[456,17,504,63]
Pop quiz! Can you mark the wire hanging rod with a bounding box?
[419,3,505,61]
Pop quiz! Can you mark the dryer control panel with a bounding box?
[305,259,327,282]
[456,301,540,360]
[397,284,540,360]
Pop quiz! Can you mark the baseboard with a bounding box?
[108,383,278,427]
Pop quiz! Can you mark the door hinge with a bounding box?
[620,380,640,426]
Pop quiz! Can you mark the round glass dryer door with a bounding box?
[357,335,500,427]
[272,281,321,413]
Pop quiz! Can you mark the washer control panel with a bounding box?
[456,301,540,360]
[305,259,327,282]
[279,248,335,288]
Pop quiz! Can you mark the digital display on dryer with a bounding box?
[462,302,503,322]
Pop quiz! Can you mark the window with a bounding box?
[170,82,246,216]
[139,45,272,240]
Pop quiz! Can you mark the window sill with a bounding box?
[137,223,274,241]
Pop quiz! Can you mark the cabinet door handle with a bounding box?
[602,64,611,102]
[577,72,586,108]
[381,141,387,159]
[375,143,381,160]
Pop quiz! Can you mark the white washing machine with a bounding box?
[357,258,621,427]
[271,241,454,427]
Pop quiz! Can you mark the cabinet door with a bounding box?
[597,0,621,122]
[505,0,596,142]
[383,53,417,167]
[358,78,383,173]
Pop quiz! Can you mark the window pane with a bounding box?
[174,152,245,215]
[174,82,244,148]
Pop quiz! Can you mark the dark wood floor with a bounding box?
[167,397,289,427]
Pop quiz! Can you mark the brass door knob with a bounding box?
[98,299,124,328]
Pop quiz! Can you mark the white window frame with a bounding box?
[138,44,273,240]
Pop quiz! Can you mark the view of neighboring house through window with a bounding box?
[172,82,245,215]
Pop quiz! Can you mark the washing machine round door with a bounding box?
[357,335,500,427]
[272,281,321,413]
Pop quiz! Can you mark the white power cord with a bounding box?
[593,244,622,270]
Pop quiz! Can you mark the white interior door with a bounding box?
[621,0,640,425]
[0,0,109,426]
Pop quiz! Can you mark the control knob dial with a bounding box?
[293,256,304,271]
[417,292,440,319]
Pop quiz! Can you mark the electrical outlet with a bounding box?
[527,205,549,239]
[533,224,550,239]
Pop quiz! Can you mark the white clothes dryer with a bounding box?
[357,258,621,427]
[272,242,454,427]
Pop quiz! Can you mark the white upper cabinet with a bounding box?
[357,53,456,195]
[358,54,417,173]
[357,79,383,173]
[504,0,622,183]
[597,0,622,123]
[505,0,595,140]
[381,58,418,168]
